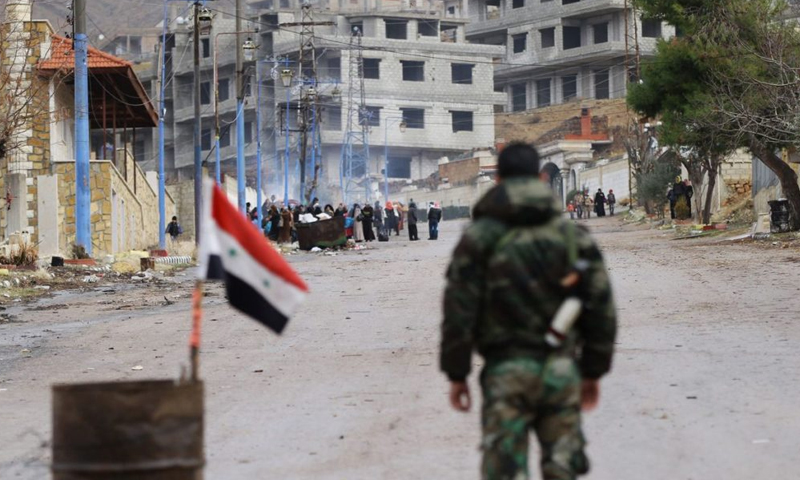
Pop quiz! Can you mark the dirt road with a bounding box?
[1,217,799,479]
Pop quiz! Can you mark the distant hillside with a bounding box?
[32,1,164,39]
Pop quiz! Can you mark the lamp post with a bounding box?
[383,116,407,201]
[192,3,213,243]
[280,63,293,206]
[157,0,198,249]
[255,58,263,230]
[212,30,257,191]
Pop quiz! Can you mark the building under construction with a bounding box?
[260,3,504,204]
[464,0,674,112]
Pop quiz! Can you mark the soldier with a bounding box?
[440,142,617,480]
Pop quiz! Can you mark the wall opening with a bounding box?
[401,60,425,81]
[451,111,474,132]
[562,75,578,101]
[400,108,425,129]
[386,19,408,40]
[363,58,381,79]
[594,69,610,99]
[536,79,551,107]
[419,20,438,37]
[540,27,555,48]
[388,156,412,178]
[563,26,581,49]
[511,83,527,111]
[593,22,608,44]
[451,63,474,84]
[512,33,527,53]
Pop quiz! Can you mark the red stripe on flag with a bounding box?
[210,185,309,292]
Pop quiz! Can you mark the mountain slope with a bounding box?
[32,1,164,40]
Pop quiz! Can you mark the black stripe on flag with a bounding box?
[207,255,289,334]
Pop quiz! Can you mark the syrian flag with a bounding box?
[198,181,308,334]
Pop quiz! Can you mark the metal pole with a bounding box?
[283,58,291,206]
[158,0,169,249]
[193,2,202,243]
[308,103,317,202]
[235,0,246,213]
[384,120,389,201]
[214,32,221,185]
[256,61,263,229]
[74,0,91,255]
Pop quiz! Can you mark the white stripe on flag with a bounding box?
[213,222,308,318]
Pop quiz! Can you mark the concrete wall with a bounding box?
[395,175,496,210]
[577,157,630,202]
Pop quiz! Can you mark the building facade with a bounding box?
[464,0,674,112]
[265,6,504,203]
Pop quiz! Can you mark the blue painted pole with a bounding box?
[283,58,291,207]
[255,62,263,229]
[236,100,246,213]
[384,120,389,202]
[157,0,169,250]
[215,137,221,184]
[74,0,91,256]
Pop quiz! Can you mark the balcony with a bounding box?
[496,40,627,77]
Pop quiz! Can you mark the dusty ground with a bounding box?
[2,216,799,479]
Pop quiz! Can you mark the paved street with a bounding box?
[1,217,799,479]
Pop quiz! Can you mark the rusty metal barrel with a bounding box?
[52,380,204,480]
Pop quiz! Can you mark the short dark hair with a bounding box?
[498,142,540,178]
[171,216,177,221]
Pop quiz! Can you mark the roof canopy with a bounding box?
[39,35,158,129]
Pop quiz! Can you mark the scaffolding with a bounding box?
[339,29,370,205]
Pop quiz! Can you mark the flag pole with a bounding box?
[190,280,204,382]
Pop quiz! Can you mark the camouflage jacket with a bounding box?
[440,177,617,381]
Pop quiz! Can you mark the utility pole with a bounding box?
[297,2,316,204]
[235,0,246,213]
[193,2,202,243]
[74,0,91,255]
[157,0,170,249]
[282,4,332,203]
[340,29,370,205]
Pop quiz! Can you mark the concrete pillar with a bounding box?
[561,168,570,209]
[37,175,59,256]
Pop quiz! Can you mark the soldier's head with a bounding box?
[498,142,540,181]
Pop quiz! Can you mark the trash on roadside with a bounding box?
[83,275,99,283]
[310,247,322,253]
[131,365,144,371]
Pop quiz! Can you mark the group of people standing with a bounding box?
[667,177,694,220]
[569,188,616,219]
[350,200,443,243]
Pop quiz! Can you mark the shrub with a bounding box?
[0,242,38,266]
[675,196,691,220]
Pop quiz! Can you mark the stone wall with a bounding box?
[0,21,53,243]
[439,157,480,186]
[52,159,175,256]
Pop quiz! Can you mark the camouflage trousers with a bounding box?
[479,356,589,480]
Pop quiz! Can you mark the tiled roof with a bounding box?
[39,35,132,71]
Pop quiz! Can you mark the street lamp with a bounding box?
[280,69,293,88]
[196,6,213,34]
[383,116,407,201]
[243,37,256,62]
